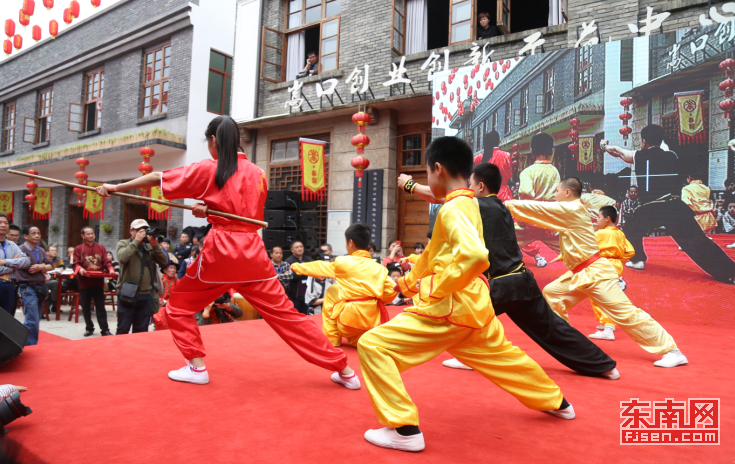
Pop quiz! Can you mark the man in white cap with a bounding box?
[115,219,169,334]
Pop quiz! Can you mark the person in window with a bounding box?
[476,12,500,40]
[296,52,319,79]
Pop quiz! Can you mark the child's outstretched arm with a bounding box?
[505,200,572,233]
[290,260,336,279]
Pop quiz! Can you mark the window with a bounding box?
[271,133,331,162]
[519,86,529,126]
[450,0,474,45]
[576,46,591,96]
[398,127,432,168]
[2,102,15,152]
[23,88,53,145]
[141,45,171,118]
[287,0,340,29]
[69,69,104,133]
[207,50,233,115]
[620,38,633,82]
[543,67,555,113]
[504,100,512,135]
[391,0,405,54]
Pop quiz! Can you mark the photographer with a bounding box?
[116,219,169,334]
[0,384,31,434]
[196,292,243,325]
[16,225,52,346]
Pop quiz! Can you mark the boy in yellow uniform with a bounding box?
[359,137,572,453]
[291,223,397,388]
[588,205,634,342]
[505,178,688,369]
[681,176,716,233]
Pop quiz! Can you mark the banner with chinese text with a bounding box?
[84,182,104,219]
[33,187,52,219]
[675,91,706,145]
[0,192,13,223]
[577,136,595,171]
[149,186,171,220]
[299,138,327,201]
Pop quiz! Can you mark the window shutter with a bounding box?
[513,109,521,126]
[23,117,37,144]
[261,27,285,83]
[496,0,511,34]
[68,103,83,133]
[536,95,544,114]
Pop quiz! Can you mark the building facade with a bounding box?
[234,0,730,254]
[0,0,237,254]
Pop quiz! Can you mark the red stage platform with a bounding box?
[3,236,734,463]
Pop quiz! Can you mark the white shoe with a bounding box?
[364,427,425,452]
[535,255,548,268]
[727,242,735,249]
[654,349,688,368]
[442,358,473,370]
[331,371,361,390]
[618,277,627,292]
[596,324,616,332]
[168,364,209,385]
[602,368,620,380]
[543,404,575,420]
[625,261,645,270]
[589,326,615,341]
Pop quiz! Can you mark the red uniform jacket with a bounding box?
[474,148,513,202]
[162,153,275,283]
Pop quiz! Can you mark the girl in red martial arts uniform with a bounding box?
[97,116,359,388]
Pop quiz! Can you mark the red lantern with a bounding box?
[619,113,632,122]
[495,72,499,80]
[450,93,454,103]
[619,98,633,145]
[619,126,633,137]
[351,156,370,188]
[569,130,579,140]
[351,111,371,133]
[4,19,15,38]
[25,170,39,211]
[23,0,36,17]
[569,118,580,127]
[43,0,53,9]
[719,99,735,121]
[435,91,439,100]
[32,24,41,42]
[74,157,89,205]
[13,34,22,50]
[719,58,735,74]
[63,7,72,24]
[351,134,370,155]
[476,80,480,89]
[69,0,80,18]
[49,19,58,38]
[91,0,101,6]
[468,86,473,96]
[138,146,155,198]
[19,10,30,28]
[448,74,454,84]
[568,118,580,161]
[441,81,447,94]
[3,40,11,56]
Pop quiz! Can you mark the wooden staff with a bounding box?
[7,169,269,228]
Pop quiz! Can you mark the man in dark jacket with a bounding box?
[284,240,312,314]
[116,219,169,334]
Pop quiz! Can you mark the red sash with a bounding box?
[346,297,390,324]
[573,253,601,274]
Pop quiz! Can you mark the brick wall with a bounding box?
[48,186,70,249]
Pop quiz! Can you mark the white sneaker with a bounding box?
[168,364,209,385]
[543,404,575,420]
[625,261,645,270]
[535,255,548,268]
[654,349,688,368]
[589,326,615,341]
[364,427,425,452]
[727,242,735,249]
[602,368,620,380]
[618,277,627,292]
[596,324,616,332]
[442,358,473,370]
[331,371,361,390]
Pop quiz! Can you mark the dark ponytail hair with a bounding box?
[205,116,241,189]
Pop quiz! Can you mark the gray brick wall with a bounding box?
[48,186,69,249]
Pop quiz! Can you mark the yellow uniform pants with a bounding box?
[543,272,676,355]
[357,312,564,427]
[591,301,615,328]
[321,285,367,347]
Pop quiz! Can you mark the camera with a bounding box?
[214,293,231,306]
[142,227,157,243]
[0,391,32,434]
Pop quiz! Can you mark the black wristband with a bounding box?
[403,179,417,194]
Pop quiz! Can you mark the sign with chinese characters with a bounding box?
[366,169,383,249]
[620,398,719,445]
[326,210,352,257]
[84,181,104,219]
[352,173,367,224]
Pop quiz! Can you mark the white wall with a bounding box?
[603,40,634,175]
[183,0,238,227]
[231,0,263,122]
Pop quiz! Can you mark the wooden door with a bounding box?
[395,123,432,248]
[66,205,88,249]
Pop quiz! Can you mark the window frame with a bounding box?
[620,38,634,82]
[543,67,555,114]
[207,50,234,115]
[140,44,172,119]
[285,0,340,31]
[261,27,286,84]
[37,87,53,143]
[391,0,406,55]
[504,100,512,135]
[2,102,16,152]
[449,0,475,46]
[83,68,104,131]
[319,17,340,74]
[270,132,331,164]
[519,86,529,127]
[496,0,511,35]
[575,46,592,97]
[398,125,432,169]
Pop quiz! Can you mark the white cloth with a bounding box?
[548,0,565,26]
[304,277,333,314]
[0,385,17,401]
[286,31,306,81]
[405,0,427,55]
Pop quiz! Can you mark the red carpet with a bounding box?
[3,305,733,463]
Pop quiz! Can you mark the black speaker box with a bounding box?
[264,210,298,229]
[263,229,300,250]
[299,211,318,229]
[265,190,300,210]
[298,229,318,248]
[0,306,29,367]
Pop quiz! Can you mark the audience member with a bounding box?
[115,219,169,335]
[6,225,20,244]
[73,226,116,337]
[196,292,243,325]
[44,245,63,316]
[0,214,27,318]
[178,246,199,279]
[270,246,293,291]
[160,238,179,265]
[63,246,74,267]
[160,261,178,308]
[321,243,333,259]
[720,203,735,234]
[106,251,120,291]
[476,12,501,40]
[382,240,410,272]
[367,242,377,258]
[304,253,333,315]
[174,232,193,261]
[16,225,52,346]
[413,242,425,255]
[386,265,407,306]
[285,240,312,314]
[296,51,319,78]
[47,246,64,269]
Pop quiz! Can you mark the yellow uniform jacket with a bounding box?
[681,180,716,233]
[519,160,560,201]
[595,226,634,276]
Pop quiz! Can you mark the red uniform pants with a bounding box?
[166,274,348,372]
